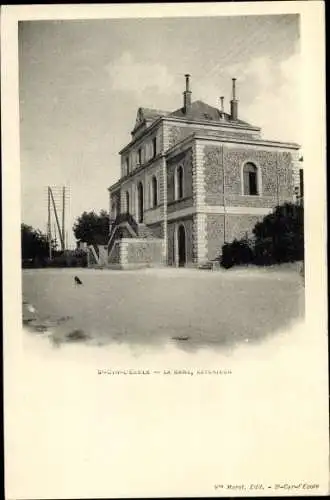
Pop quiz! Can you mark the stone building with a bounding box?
[107,75,301,269]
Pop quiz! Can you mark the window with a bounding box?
[243,162,258,195]
[125,157,129,175]
[125,191,130,213]
[152,137,157,158]
[175,165,184,200]
[138,148,142,165]
[151,176,158,207]
[137,182,144,223]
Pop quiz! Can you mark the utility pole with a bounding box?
[46,185,70,253]
[47,187,52,260]
[62,186,66,250]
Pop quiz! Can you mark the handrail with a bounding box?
[107,212,139,253]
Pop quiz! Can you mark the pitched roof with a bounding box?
[132,107,169,134]
[140,107,169,120]
[170,100,251,126]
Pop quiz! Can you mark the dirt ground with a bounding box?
[22,265,305,352]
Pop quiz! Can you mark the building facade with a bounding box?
[107,75,301,268]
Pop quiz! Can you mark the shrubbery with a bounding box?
[221,239,254,269]
[220,202,304,269]
[22,250,87,268]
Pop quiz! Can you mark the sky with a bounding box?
[19,14,301,246]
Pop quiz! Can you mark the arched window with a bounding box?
[151,176,158,207]
[243,162,259,195]
[175,165,184,200]
[137,182,144,223]
[125,191,130,213]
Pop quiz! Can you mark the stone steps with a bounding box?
[137,224,155,239]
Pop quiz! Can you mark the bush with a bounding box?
[219,202,304,269]
[221,239,254,269]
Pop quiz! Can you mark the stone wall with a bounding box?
[123,239,164,266]
[121,123,163,176]
[118,157,163,220]
[167,197,193,213]
[164,122,259,150]
[205,213,265,260]
[202,144,295,208]
[146,223,163,238]
[167,147,193,204]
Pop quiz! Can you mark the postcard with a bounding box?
[2,2,328,498]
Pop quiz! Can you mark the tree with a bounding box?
[21,224,56,261]
[253,202,304,263]
[72,210,110,246]
[220,202,304,268]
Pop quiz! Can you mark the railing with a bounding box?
[113,212,139,235]
[108,212,139,255]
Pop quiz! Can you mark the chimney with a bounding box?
[230,78,238,120]
[220,96,224,113]
[183,74,192,113]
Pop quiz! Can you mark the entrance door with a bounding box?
[178,225,186,267]
[137,182,144,223]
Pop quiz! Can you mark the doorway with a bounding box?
[137,182,144,223]
[177,224,186,267]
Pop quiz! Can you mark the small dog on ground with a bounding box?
[74,276,83,285]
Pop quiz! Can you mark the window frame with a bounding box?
[138,147,142,165]
[125,191,130,213]
[151,175,158,208]
[125,156,130,176]
[152,137,157,158]
[174,164,184,201]
[241,161,261,196]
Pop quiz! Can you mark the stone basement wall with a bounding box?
[206,213,265,261]
[108,241,120,265]
[203,144,295,207]
[121,239,164,268]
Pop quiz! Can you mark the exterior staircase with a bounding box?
[136,224,155,239]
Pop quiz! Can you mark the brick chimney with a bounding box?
[230,78,238,120]
[183,74,192,113]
